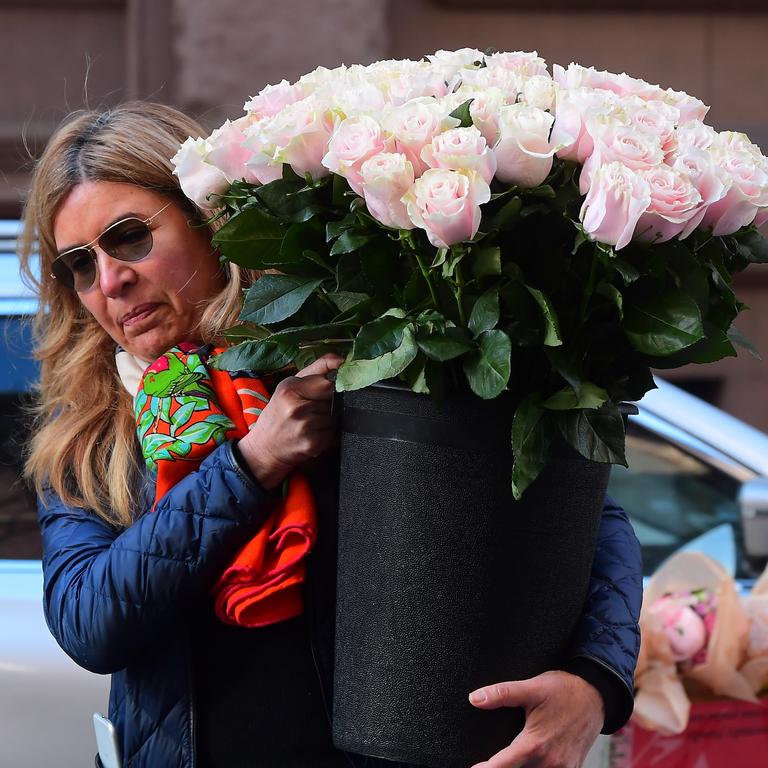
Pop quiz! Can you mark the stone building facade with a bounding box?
[3,0,768,425]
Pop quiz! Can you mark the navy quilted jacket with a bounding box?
[39,441,642,768]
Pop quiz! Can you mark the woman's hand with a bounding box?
[237,353,344,489]
[468,670,604,768]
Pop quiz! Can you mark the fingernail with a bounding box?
[469,689,486,704]
[326,370,337,382]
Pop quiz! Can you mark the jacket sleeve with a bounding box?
[38,441,276,674]
[563,495,643,733]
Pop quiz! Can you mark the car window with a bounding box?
[608,421,756,579]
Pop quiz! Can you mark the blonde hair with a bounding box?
[20,102,252,525]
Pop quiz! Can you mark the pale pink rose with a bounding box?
[675,121,719,153]
[263,97,335,178]
[241,124,286,185]
[171,137,229,211]
[382,98,460,176]
[755,208,768,228]
[579,122,664,194]
[553,63,664,101]
[663,87,709,123]
[243,79,305,120]
[403,169,491,248]
[465,87,506,146]
[672,147,730,238]
[701,137,768,235]
[373,60,449,104]
[427,47,486,71]
[634,166,702,243]
[460,66,523,102]
[649,597,708,663]
[486,51,549,78]
[551,87,619,163]
[579,162,652,250]
[522,75,555,111]
[359,152,415,230]
[206,119,263,185]
[494,104,557,188]
[329,69,388,118]
[421,126,497,184]
[625,98,680,154]
[322,115,389,195]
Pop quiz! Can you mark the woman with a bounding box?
[21,102,642,768]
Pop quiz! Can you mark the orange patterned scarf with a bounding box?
[134,343,317,627]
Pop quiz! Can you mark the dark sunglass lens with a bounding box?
[54,249,96,291]
[101,220,153,261]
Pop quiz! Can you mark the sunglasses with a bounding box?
[51,202,172,291]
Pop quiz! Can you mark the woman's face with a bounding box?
[53,181,226,362]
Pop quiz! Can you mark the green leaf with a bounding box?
[542,382,608,411]
[179,420,230,447]
[613,258,640,285]
[526,286,562,347]
[222,323,270,342]
[335,325,418,391]
[417,327,474,361]
[596,283,623,318]
[472,246,502,278]
[330,230,374,256]
[254,177,324,222]
[510,394,553,500]
[468,287,500,336]
[731,229,768,264]
[449,98,474,128]
[240,275,324,325]
[212,206,284,267]
[402,354,430,394]
[352,311,410,360]
[489,197,522,230]
[462,329,512,399]
[728,325,762,361]
[171,401,197,434]
[326,291,366,313]
[624,291,704,356]
[268,323,356,345]
[213,340,297,372]
[558,403,627,465]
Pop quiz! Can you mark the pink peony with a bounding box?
[650,596,708,663]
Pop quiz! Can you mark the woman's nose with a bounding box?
[95,249,138,297]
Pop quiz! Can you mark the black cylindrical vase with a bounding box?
[331,384,611,768]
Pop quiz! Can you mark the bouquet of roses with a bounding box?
[172,48,768,496]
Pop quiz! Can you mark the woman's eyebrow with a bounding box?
[57,212,142,255]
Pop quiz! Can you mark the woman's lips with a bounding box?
[121,303,160,327]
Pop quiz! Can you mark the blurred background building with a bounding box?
[2,0,768,426]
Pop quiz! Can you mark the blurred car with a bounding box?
[2,219,768,766]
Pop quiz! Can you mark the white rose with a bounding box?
[243,80,305,120]
[522,75,555,111]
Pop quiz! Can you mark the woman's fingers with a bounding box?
[295,353,344,379]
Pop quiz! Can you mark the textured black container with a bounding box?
[331,383,612,768]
